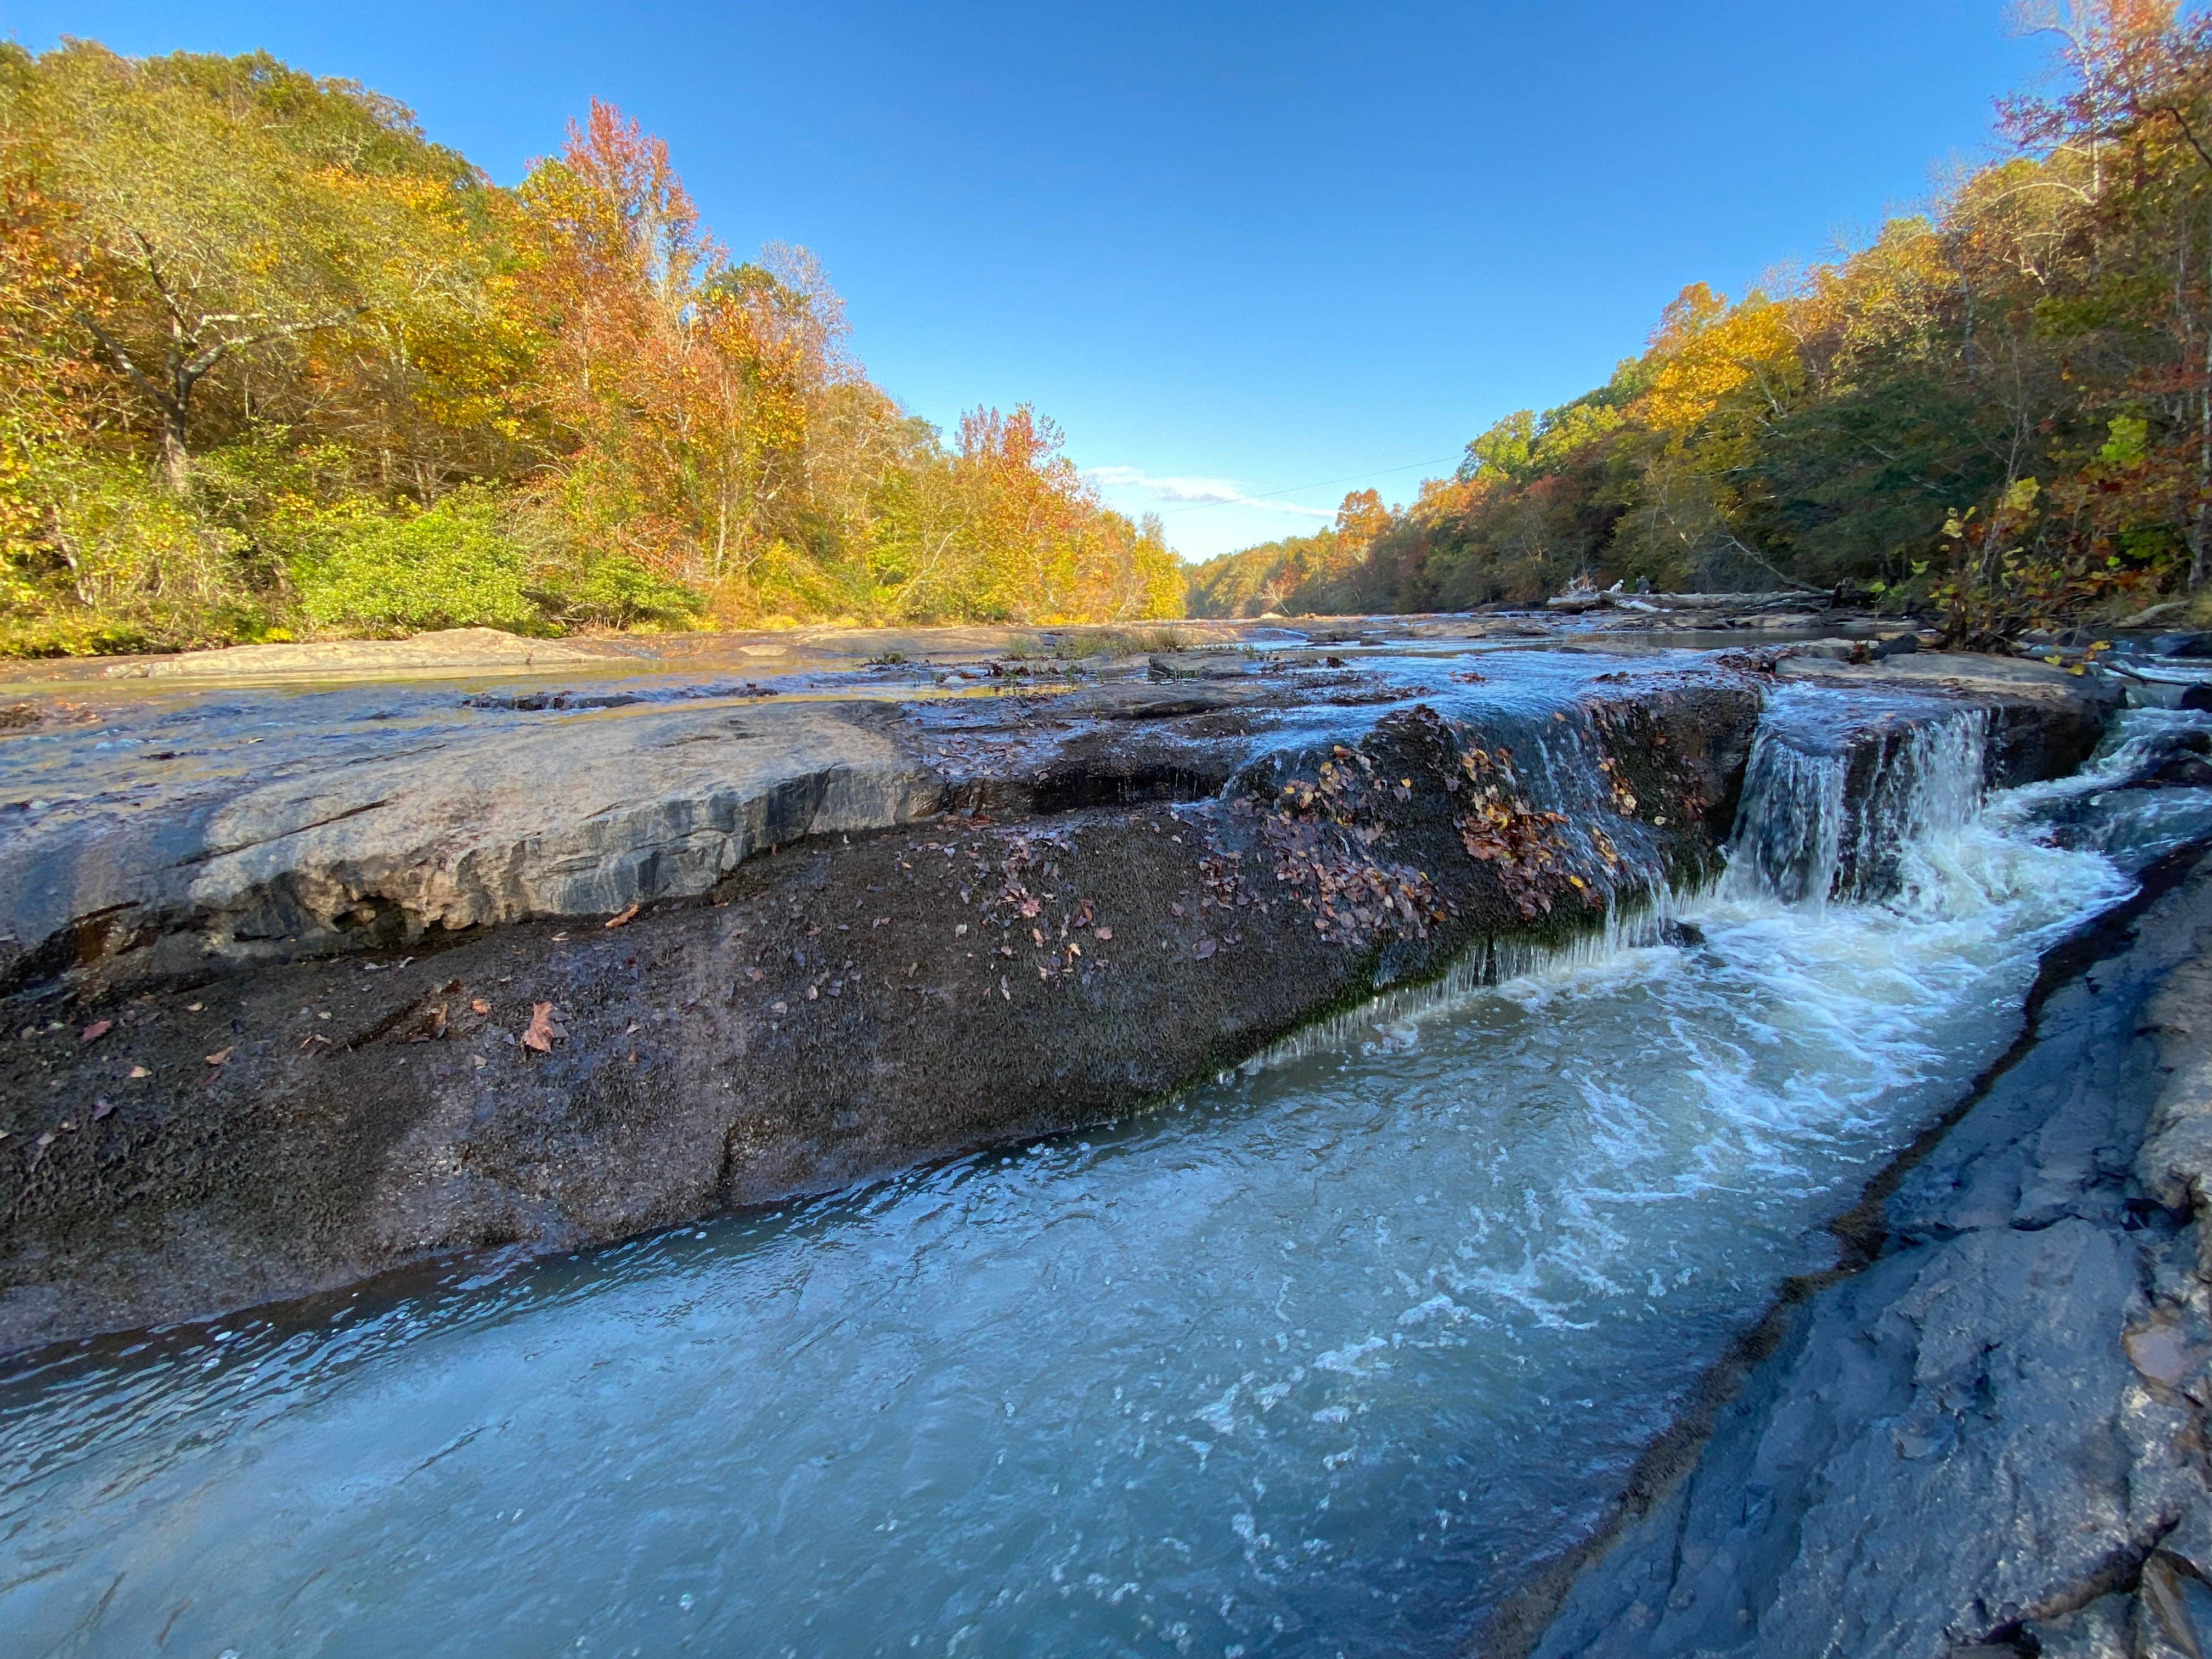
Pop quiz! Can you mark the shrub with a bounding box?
[291,490,546,636]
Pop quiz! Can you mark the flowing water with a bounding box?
[3,695,2208,1659]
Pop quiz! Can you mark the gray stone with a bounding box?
[0,699,944,979]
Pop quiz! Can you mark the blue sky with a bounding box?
[7,2,2045,558]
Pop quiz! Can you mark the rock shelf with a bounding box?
[0,622,2123,1355]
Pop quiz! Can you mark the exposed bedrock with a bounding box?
[0,699,946,988]
[1775,648,2126,788]
[0,646,2117,1352]
[1515,853,2212,1659]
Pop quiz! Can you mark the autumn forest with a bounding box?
[1190,1,2212,645]
[5,6,2212,653]
[0,42,1183,654]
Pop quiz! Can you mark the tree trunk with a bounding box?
[158,402,191,497]
[2196,208,2212,591]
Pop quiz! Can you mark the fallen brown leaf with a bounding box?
[127,1064,150,1079]
[470,998,490,1014]
[78,1019,112,1044]
[204,1046,233,1066]
[521,1003,559,1053]
[1194,937,1217,960]
[604,903,640,929]
[1093,926,1113,941]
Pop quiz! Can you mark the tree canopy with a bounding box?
[0,42,1181,652]
[1188,1,2212,642]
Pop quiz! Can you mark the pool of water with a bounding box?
[0,710,2198,1659]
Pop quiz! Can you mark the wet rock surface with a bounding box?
[0,620,2125,1353]
[1774,649,2125,787]
[1516,854,2212,1659]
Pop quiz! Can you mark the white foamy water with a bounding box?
[0,713,2181,1659]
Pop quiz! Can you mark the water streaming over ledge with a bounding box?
[1723,685,1991,906]
[4,695,2209,1659]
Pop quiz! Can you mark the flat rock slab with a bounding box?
[97,626,624,680]
[0,634,1689,990]
[1777,651,2124,785]
[0,697,944,984]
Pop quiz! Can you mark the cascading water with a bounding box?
[1723,686,1990,906]
[1,683,2200,1659]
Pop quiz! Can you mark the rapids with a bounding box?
[2,696,2207,1659]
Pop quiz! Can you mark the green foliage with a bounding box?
[1185,529,1346,618]
[283,489,706,636]
[535,546,705,631]
[291,492,543,635]
[0,43,1180,655]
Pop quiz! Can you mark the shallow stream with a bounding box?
[4,699,2209,1658]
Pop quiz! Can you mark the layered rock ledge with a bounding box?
[0,622,2120,1355]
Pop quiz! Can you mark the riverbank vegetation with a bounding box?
[1189,1,2212,642]
[0,46,1182,655]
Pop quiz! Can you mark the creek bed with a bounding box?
[1,706,2202,1658]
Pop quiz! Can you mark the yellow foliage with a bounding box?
[1638,289,1804,436]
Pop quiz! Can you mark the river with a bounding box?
[2,697,2207,1658]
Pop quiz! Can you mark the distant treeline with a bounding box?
[0,44,1182,654]
[1190,1,2212,643]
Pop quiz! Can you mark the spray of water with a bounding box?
[1723,696,1989,907]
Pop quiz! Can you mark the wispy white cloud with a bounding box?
[1085,465,1336,521]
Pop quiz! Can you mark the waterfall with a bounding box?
[1724,701,1990,906]
[1724,735,1850,905]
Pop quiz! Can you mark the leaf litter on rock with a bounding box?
[521,1003,564,1054]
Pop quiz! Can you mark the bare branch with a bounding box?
[175,305,371,394]
[127,230,190,341]
[72,311,167,408]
